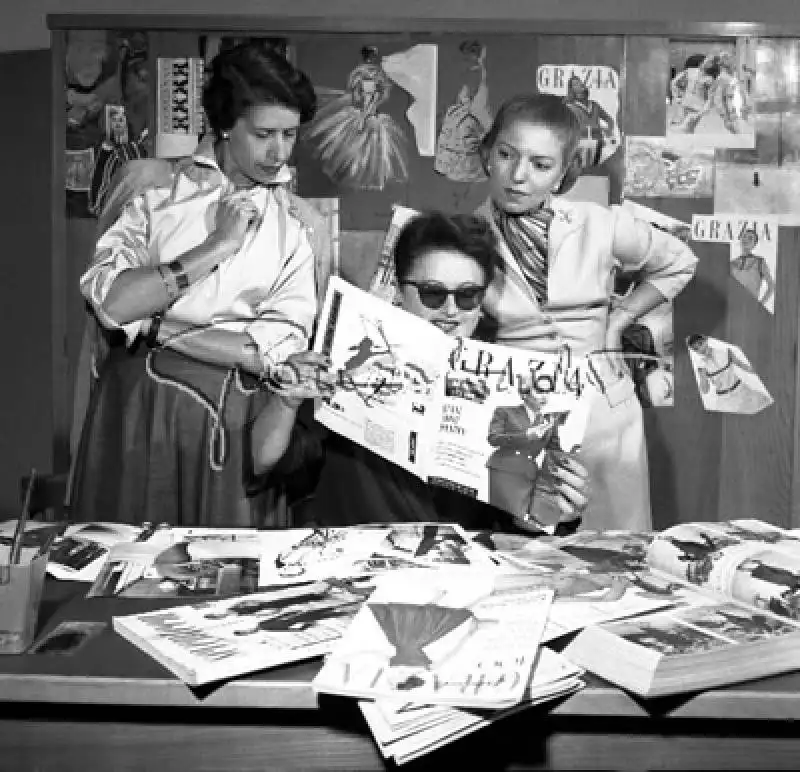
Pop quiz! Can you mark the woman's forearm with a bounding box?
[251,395,301,476]
[153,317,264,374]
[609,282,667,331]
[103,234,239,324]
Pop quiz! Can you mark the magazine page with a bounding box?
[113,577,372,687]
[313,569,554,710]
[47,522,144,582]
[425,337,593,522]
[359,648,584,764]
[490,530,686,641]
[88,527,272,598]
[313,276,454,479]
[257,526,394,586]
[647,520,800,618]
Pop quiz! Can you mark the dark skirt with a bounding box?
[69,343,285,527]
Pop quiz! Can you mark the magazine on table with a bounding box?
[46,522,146,582]
[480,529,692,642]
[562,519,800,697]
[358,647,584,765]
[113,576,374,687]
[257,523,501,587]
[312,569,554,710]
[88,526,270,598]
[312,277,593,524]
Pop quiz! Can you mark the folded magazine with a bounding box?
[313,277,592,523]
[562,519,800,697]
[358,648,584,765]
[313,569,554,710]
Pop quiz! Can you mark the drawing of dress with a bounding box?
[304,46,409,190]
[369,602,475,667]
[434,51,491,182]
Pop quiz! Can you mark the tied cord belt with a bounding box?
[144,323,301,472]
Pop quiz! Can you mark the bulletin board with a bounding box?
[48,15,800,529]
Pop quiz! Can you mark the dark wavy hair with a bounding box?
[479,93,583,193]
[393,212,500,288]
[203,42,317,135]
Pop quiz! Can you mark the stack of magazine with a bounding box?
[562,519,800,697]
[311,568,583,763]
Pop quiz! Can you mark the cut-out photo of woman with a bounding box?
[434,41,491,183]
[304,46,410,190]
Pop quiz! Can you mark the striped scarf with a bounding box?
[492,202,554,305]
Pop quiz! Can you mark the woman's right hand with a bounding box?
[212,193,261,251]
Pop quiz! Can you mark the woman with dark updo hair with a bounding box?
[72,42,327,528]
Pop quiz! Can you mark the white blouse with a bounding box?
[80,137,317,367]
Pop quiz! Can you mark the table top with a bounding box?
[1,578,800,721]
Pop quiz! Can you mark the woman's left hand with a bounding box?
[266,351,337,409]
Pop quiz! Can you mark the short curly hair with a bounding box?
[203,42,317,135]
[393,212,500,288]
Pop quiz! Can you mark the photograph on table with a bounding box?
[667,37,756,148]
[434,40,491,184]
[536,64,621,170]
[624,136,714,198]
[715,113,800,225]
[691,214,777,313]
[686,334,773,415]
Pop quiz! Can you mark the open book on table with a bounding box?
[562,518,800,698]
[312,276,594,525]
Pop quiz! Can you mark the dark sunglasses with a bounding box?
[400,281,485,311]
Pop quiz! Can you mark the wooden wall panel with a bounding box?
[718,228,800,527]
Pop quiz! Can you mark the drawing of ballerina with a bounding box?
[435,42,492,182]
[304,45,410,190]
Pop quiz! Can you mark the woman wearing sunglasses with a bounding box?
[250,211,588,532]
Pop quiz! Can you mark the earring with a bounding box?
[221,131,230,141]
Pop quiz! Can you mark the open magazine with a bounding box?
[562,519,800,697]
[313,277,592,524]
[88,527,268,598]
[113,576,374,687]
[313,569,554,710]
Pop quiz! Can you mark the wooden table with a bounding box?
[1,581,800,771]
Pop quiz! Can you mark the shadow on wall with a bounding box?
[0,49,52,516]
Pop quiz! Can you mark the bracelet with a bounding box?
[167,260,190,292]
[156,265,180,303]
[145,313,163,348]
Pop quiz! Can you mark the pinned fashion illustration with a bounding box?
[686,334,773,415]
[666,39,754,148]
[563,75,616,168]
[434,42,491,182]
[731,228,776,312]
[88,103,148,215]
[536,64,621,168]
[304,46,411,190]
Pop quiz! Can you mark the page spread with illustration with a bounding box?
[646,519,800,620]
[313,277,593,520]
